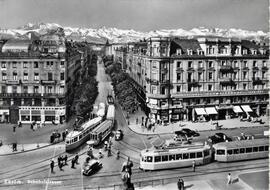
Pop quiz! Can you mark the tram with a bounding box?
[65,116,103,151]
[139,143,212,171]
[97,103,106,118]
[214,138,269,162]
[89,105,115,146]
[107,95,114,105]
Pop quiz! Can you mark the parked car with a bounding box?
[208,132,232,144]
[82,159,102,176]
[115,130,123,141]
[181,128,200,137]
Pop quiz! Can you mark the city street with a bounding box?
[0,56,268,190]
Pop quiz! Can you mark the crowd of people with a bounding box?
[50,153,79,173]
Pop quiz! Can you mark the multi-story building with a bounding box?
[0,35,88,124]
[113,37,269,122]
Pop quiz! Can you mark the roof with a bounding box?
[2,39,32,52]
[213,138,269,149]
[91,120,112,134]
[172,38,202,53]
[241,40,260,50]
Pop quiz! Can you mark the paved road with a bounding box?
[0,56,268,190]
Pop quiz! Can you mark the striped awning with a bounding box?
[205,107,218,115]
[233,106,243,113]
[20,110,30,115]
[195,108,207,115]
[44,110,55,116]
[241,105,253,112]
[31,110,41,116]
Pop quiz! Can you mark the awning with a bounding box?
[205,107,218,115]
[241,105,253,112]
[233,106,243,113]
[195,108,207,115]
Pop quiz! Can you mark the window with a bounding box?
[196,152,202,158]
[208,72,213,80]
[263,61,266,67]
[198,61,203,68]
[177,85,181,92]
[240,148,245,154]
[23,73,28,81]
[61,61,65,67]
[34,62,39,68]
[243,61,247,67]
[176,154,182,160]
[198,73,202,80]
[177,73,181,81]
[221,60,226,66]
[234,61,238,67]
[12,62,17,68]
[34,86,39,93]
[147,156,153,162]
[190,152,196,158]
[23,86,28,93]
[233,149,239,154]
[243,72,247,79]
[243,84,247,90]
[48,73,53,81]
[2,72,7,81]
[208,61,213,68]
[154,156,161,162]
[265,146,269,151]
[34,73,39,81]
[243,49,247,55]
[13,72,17,80]
[253,72,256,78]
[262,71,266,78]
[169,155,176,161]
[162,155,168,162]
[227,150,233,155]
[183,153,189,159]
[208,85,212,91]
[60,86,65,94]
[253,61,257,67]
[187,49,193,55]
[60,72,65,80]
[177,61,182,68]
[216,149,225,155]
[23,62,28,68]
[12,86,17,93]
[246,147,252,153]
[253,147,258,152]
[74,137,78,142]
[1,62,6,68]
[2,86,6,93]
[259,146,264,151]
[188,61,193,68]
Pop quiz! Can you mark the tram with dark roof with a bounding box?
[213,138,269,162]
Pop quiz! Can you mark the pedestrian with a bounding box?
[180,178,184,190]
[99,149,103,159]
[18,121,22,128]
[62,131,66,141]
[142,116,144,123]
[71,158,75,169]
[227,173,232,185]
[104,141,108,151]
[136,118,138,124]
[64,155,68,165]
[50,159,55,173]
[192,160,196,172]
[116,150,120,159]
[75,153,79,164]
[58,156,63,170]
[177,178,183,190]
[13,125,16,133]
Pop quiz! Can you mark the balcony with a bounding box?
[187,67,195,71]
[187,79,199,87]
[150,79,159,85]
[6,80,21,85]
[252,77,264,85]
[252,66,259,71]
[262,66,268,71]
[41,80,56,85]
[197,67,205,71]
[176,67,184,72]
[219,65,233,73]
[220,78,235,85]
[0,93,65,99]
[242,67,249,70]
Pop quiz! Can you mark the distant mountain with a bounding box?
[0,23,269,44]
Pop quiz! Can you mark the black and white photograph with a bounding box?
[0,0,269,189]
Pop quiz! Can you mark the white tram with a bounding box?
[106,105,115,123]
[97,103,106,117]
[214,138,269,162]
[140,143,212,171]
[65,117,103,151]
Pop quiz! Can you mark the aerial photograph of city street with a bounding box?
[0,0,269,189]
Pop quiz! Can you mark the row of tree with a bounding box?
[103,56,138,114]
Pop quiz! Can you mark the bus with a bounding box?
[214,138,269,162]
[65,117,103,151]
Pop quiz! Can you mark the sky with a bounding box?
[0,0,268,32]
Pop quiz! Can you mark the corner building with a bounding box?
[0,35,87,124]
[118,37,269,122]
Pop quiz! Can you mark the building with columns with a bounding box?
[0,35,88,124]
[113,37,269,122]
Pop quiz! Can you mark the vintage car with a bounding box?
[82,159,102,176]
[115,129,124,141]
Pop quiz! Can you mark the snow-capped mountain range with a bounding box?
[0,22,269,44]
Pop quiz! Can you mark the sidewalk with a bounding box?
[124,108,269,135]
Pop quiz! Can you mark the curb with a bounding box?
[127,124,268,136]
[0,141,64,156]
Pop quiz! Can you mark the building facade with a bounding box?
[113,37,269,122]
[0,36,88,124]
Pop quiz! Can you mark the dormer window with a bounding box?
[197,49,204,55]
[243,49,247,55]
[187,49,193,55]
[176,49,182,55]
[251,49,257,55]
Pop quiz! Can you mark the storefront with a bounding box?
[0,109,9,123]
[171,108,185,121]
